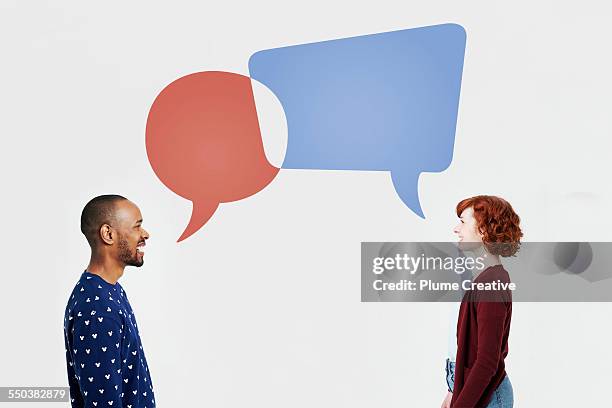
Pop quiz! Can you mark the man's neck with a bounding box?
[86,254,125,285]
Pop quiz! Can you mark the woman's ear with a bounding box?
[477,226,485,240]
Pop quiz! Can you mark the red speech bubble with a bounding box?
[146,71,280,242]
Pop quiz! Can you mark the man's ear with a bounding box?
[99,224,115,245]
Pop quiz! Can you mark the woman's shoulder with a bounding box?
[474,264,511,283]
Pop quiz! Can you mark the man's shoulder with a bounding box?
[68,276,124,316]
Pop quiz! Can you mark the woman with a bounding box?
[441,195,522,408]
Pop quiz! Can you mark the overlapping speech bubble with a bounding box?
[146,72,279,241]
[146,24,466,242]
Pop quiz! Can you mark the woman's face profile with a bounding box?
[453,206,483,251]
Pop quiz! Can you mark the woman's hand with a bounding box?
[441,391,452,408]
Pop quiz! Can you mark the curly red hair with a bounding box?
[456,195,523,257]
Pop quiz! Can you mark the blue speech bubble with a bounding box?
[248,23,466,217]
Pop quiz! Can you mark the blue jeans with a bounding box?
[446,358,456,392]
[446,358,514,407]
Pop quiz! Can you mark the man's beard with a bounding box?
[118,236,143,267]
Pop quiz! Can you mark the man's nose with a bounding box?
[142,229,150,239]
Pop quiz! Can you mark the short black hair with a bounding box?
[80,194,127,247]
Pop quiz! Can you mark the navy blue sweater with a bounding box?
[64,271,156,408]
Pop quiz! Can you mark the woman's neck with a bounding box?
[472,246,501,279]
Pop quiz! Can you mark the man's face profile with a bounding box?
[110,200,149,267]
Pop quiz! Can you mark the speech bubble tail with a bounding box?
[177,200,220,242]
[390,171,425,218]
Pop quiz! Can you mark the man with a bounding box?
[64,195,156,408]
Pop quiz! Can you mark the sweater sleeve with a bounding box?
[71,312,124,407]
[452,300,507,407]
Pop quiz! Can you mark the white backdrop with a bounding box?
[1,0,612,406]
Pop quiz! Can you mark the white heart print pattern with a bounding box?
[64,271,155,407]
